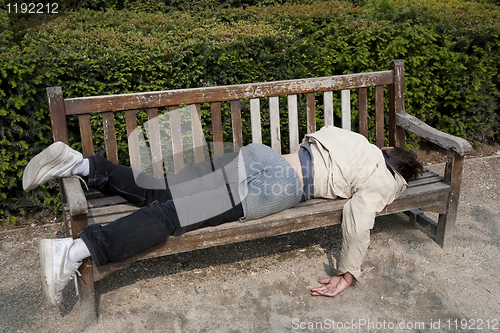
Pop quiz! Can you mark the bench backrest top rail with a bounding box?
[62,70,393,115]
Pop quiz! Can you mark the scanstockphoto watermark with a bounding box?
[291,318,428,331]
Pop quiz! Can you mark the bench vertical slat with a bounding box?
[269,96,281,154]
[191,104,206,163]
[288,94,299,152]
[47,87,70,145]
[169,106,184,173]
[250,98,262,144]
[324,91,334,126]
[358,87,368,139]
[125,110,141,170]
[375,86,385,148]
[230,100,243,152]
[79,114,94,158]
[306,92,316,134]
[389,60,406,148]
[147,108,164,178]
[341,89,351,131]
[102,112,118,164]
[210,102,224,156]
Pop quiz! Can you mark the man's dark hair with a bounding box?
[383,147,424,182]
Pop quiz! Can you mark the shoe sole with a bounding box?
[23,142,69,191]
[39,239,57,305]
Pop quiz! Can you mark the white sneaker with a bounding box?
[23,141,83,191]
[39,238,82,305]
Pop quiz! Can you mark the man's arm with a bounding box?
[311,170,397,297]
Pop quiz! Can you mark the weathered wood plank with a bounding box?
[87,205,138,223]
[437,152,465,248]
[102,112,118,164]
[324,91,334,126]
[375,85,385,148]
[358,87,368,138]
[269,96,281,153]
[88,209,139,225]
[79,114,94,158]
[64,72,394,115]
[288,94,299,152]
[211,102,224,156]
[389,60,406,148]
[341,89,351,131]
[125,110,141,170]
[407,174,444,188]
[61,177,88,216]
[230,100,243,152]
[169,106,184,173]
[87,195,128,208]
[146,108,164,178]
[306,92,316,134]
[250,98,262,144]
[395,112,473,155]
[47,87,70,144]
[191,104,206,163]
[61,176,97,323]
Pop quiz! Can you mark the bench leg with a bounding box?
[436,152,465,249]
[78,257,97,326]
[71,213,98,326]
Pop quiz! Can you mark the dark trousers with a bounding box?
[78,155,243,266]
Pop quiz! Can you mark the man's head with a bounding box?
[382,147,424,182]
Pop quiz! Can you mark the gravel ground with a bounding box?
[1,155,499,333]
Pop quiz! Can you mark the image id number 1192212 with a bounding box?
[6,3,58,14]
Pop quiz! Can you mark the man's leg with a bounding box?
[86,151,240,206]
[86,155,173,205]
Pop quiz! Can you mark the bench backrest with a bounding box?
[48,60,406,176]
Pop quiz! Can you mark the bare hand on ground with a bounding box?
[311,272,354,297]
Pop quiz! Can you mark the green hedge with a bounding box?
[1,0,499,221]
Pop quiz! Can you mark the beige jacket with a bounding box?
[304,126,407,281]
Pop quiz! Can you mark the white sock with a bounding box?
[68,238,91,264]
[71,158,89,177]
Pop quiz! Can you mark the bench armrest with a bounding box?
[395,112,473,156]
[61,177,88,216]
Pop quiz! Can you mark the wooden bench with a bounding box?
[47,60,472,325]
